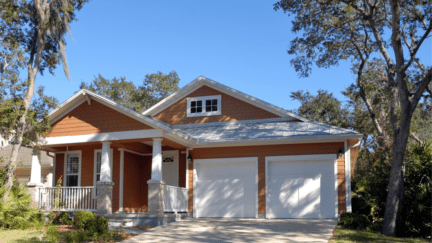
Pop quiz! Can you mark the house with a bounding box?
[37,76,361,220]
[0,145,54,186]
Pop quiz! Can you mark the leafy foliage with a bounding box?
[290,89,350,128]
[352,142,432,237]
[0,166,45,229]
[79,70,180,113]
[51,211,72,225]
[72,210,108,236]
[339,212,371,230]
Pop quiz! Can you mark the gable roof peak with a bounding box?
[142,76,309,122]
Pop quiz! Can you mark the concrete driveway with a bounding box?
[121,218,338,243]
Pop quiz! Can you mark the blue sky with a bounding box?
[34,0,431,112]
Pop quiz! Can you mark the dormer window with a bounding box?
[187,95,221,117]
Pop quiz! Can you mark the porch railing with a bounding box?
[164,185,188,213]
[38,187,97,212]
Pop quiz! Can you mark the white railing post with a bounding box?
[36,187,97,212]
[163,185,188,213]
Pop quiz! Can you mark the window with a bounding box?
[187,95,221,117]
[95,152,102,182]
[64,152,81,187]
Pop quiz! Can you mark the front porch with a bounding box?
[32,134,191,220]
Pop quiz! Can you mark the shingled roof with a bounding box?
[172,118,362,146]
[0,145,54,167]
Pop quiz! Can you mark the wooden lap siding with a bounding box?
[188,142,347,215]
[153,85,280,125]
[178,150,187,188]
[123,152,152,212]
[47,100,152,137]
[53,145,123,212]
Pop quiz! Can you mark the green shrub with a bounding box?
[45,225,60,242]
[85,215,109,235]
[339,212,370,229]
[72,210,95,229]
[64,229,89,243]
[367,218,384,233]
[0,167,48,229]
[52,211,72,225]
[352,141,432,238]
[72,210,108,235]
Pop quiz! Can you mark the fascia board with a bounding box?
[191,134,364,148]
[142,77,205,115]
[200,79,307,121]
[142,76,308,122]
[43,129,164,145]
[50,99,86,125]
[48,90,86,121]
[83,90,173,131]
[163,131,197,147]
[48,89,173,132]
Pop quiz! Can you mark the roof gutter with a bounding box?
[192,133,364,148]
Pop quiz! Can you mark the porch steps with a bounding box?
[108,219,134,228]
[105,213,191,227]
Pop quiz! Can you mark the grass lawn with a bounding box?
[0,229,43,243]
[330,226,430,243]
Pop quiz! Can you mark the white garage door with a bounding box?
[266,155,337,219]
[194,158,257,218]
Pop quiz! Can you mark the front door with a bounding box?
[162,150,179,186]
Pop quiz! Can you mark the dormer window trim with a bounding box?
[187,95,222,117]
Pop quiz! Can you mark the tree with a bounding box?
[79,70,180,113]
[274,0,431,235]
[0,0,88,202]
[290,89,350,128]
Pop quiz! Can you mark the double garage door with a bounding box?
[194,155,337,219]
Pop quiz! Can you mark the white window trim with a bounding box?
[186,95,221,117]
[265,154,338,219]
[93,149,113,197]
[63,150,82,187]
[193,157,258,218]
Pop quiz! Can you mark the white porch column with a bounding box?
[119,149,124,212]
[97,141,114,215]
[27,148,44,208]
[28,148,43,186]
[100,142,112,182]
[148,138,165,217]
[150,138,163,181]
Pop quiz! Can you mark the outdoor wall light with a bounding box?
[187,154,193,163]
[337,148,344,158]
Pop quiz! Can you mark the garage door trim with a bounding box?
[265,154,338,219]
[193,157,259,218]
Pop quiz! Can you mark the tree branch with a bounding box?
[410,67,432,114]
[402,20,432,72]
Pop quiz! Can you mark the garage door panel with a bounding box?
[195,160,257,218]
[269,161,303,175]
[267,159,336,219]
[298,178,320,218]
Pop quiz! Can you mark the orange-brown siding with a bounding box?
[178,150,187,188]
[188,142,347,215]
[47,100,152,137]
[54,145,125,213]
[154,85,280,125]
[123,152,152,213]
